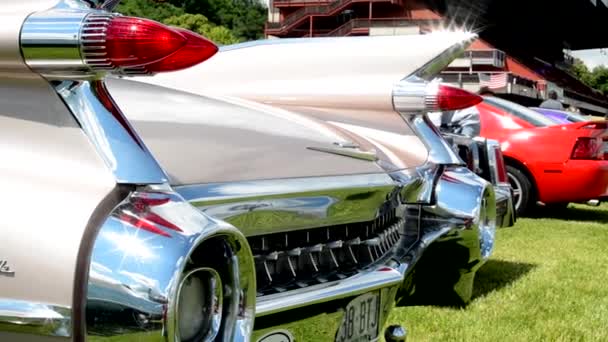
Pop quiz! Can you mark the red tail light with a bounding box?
[494,147,508,183]
[82,15,218,74]
[571,137,603,160]
[117,192,183,238]
[22,12,218,77]
[434,85,483,111]
[392,80,483,113]
[143,28,218,73]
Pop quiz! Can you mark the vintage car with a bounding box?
[441,133,515,228]
[1,1,496,341]
[126,33,499,338]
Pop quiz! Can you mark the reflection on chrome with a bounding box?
[56,80,168,184]
[85,188,256,341]
[177,171,433,237]
[0,300,71,337]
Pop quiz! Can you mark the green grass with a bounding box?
[388,203,608,341]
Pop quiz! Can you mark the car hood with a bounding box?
[107,78,429,185]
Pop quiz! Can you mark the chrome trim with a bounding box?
[175,171,432,237]
[56,80,168,184]
[0,300,71,337]
[256,264,403,316]
[20,9,91,77]
[86,0,122,10]
[392,78,428,113]
[418,166,497,263]
[402,113,463,165]
[80,13,115,70]
[306,146,378,161]
[85,188,256,341]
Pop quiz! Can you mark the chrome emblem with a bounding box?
[0,260,15,277]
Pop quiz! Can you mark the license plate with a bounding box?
[335,292,380,342]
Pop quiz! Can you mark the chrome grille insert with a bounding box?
[249,209,403,296]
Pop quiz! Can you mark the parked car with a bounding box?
[1,2,497,341]
[473,96,608,215]
[441,133,516,228]
[127,32,499,338]
[530,107,595,124]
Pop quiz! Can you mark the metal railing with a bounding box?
[273,0,332,5]
[266,0,393,33]
[318,18,443,37]
[463,49,506,68]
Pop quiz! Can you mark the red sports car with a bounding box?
[476,96,608,215]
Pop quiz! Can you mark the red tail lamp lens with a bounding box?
[571,137,602,160]
[494,147,508,183]
[144,28,218,73]
[82,16,218,73]
[435,85,483,111]
[105,16,187,68]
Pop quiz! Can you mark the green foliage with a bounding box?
[571,58,592,85]
[117,0,266,42]
[571,58,608,95]
[116,0,184,22]
[168,0,267,40]
[163,13,240,45]
[588,65,608,95]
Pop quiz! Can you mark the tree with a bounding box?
[571,58,593,86]
[168,0,267,40]
[163,14,240,45]
[116,0,184,22]
[589,66,608,95]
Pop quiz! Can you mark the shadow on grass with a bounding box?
[472,259,536,301]
[526,205,608,224]
[401,259,535,308]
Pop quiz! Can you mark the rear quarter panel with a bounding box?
[0,0,116,325]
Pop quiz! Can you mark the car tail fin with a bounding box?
[17,1,218,184]
[135,32,477,111]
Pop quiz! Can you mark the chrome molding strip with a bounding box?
[0,300,71,337]
[256,264,404,317]
[306,146,378,161]
[56,81,168,184]
[175,171,432,237]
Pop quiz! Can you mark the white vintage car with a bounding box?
[1,1,497,341]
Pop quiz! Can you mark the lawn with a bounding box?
[388,204,608,341]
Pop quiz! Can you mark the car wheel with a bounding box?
[506,165,533,216]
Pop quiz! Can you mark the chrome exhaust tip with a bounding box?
[587,199,601,207]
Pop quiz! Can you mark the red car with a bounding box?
[476,96,608,215]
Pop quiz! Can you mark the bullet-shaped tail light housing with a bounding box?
[393,77,483,114]
[21,10,218,78]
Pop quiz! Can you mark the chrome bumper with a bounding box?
[249,166,496,340]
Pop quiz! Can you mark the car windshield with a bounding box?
[484,97,557,127]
